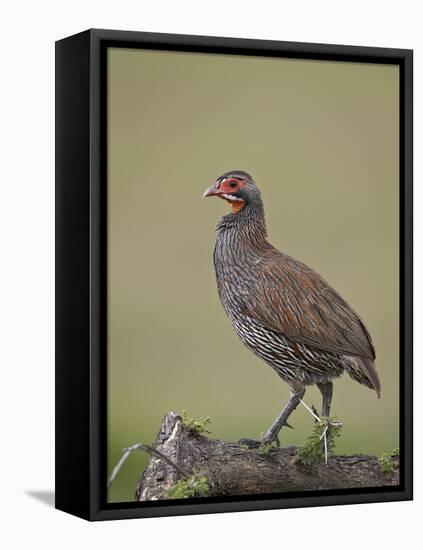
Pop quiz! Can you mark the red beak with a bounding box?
[202,182,222,198]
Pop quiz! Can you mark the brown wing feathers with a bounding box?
[243,249,380,394]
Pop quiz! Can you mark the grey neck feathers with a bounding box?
[216,200,268,250]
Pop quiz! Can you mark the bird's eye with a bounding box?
[229,181,237,188]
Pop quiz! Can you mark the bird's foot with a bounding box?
[260,431,281,451]
[238,421,294,451]
[259,439,279,455]
[238,438,262,449]
[238,437,279,454]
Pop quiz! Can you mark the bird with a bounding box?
[203,170,380,447]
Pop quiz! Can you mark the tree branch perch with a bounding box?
[135,411,399,501]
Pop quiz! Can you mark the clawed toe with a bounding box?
[239,436,280,453]
[239,419,293,450]
[238,438,262,448]
[262,434,280,448]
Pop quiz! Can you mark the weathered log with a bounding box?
[135,411,399,501]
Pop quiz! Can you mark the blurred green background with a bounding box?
[107,48,399,503]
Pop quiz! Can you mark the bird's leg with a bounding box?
[317,381,333,418]
[316,381,335,458]
[262,385,306,446]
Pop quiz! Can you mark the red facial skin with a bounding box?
[203,178,247,213]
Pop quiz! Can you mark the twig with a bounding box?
[320,425,329,464]
[107,442,191,491]
[142,444,192,478]
[300,399,321,422]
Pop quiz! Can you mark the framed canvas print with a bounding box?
[55,29,413,521]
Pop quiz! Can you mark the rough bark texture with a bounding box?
[135,411,399,501]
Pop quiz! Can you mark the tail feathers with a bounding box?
[345,356,381,398]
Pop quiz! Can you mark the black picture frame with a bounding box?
[55,28,413,521]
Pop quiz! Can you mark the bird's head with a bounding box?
[203,170,261,214]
